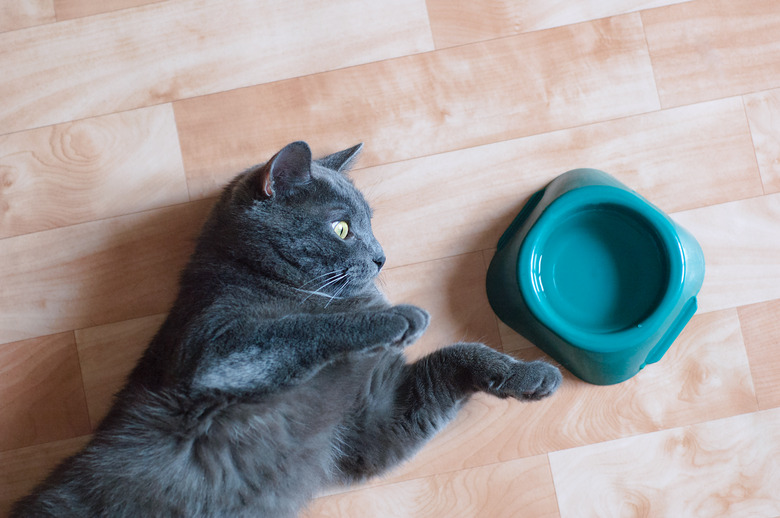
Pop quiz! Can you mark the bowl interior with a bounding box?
[529,204,669,334]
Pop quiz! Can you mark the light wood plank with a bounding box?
[0,435,90,517]
[738,299,780,410]
[672,193,780,314]
[0,104,189,238]
[0,199,212,346]
[75,314,165,428]
[1,2,778,514]
[549,408,780,518]
[175,13,659,199]
[0,333,91,452]
[427,0,690,48]
[304,455,559,518]
[642,0,780,108]
[0,0,55,33]
[373,309,757,484]
[382,252,502,362]
[54,0,165,21]
[0,0,433,135]
[744,88,780,194]
[352,97,761,269]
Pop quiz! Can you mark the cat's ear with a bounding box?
[317,143,363,173]
[256,141,313,199]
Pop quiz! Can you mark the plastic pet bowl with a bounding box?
[486,169,705,385]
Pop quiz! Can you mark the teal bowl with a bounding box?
[486,169,705,385]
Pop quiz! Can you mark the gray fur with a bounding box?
[12,141,562,518]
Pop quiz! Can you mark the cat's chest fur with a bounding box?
[96,348,399,517]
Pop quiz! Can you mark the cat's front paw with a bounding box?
[500,360,563,401]
[387,304,430,348]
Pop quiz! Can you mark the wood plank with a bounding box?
[2,2,779,515]
[642,0,780,108]
[75,314,165,428]
[0,0,433,134]
[352,97,761,269]
[744,88,780,194]
[0,0,55,33]
[304,455,559,518]
[175,13,659,199]
[549,408,780,518]
[0,104,189,238]
[672,194,780,314]
[738,299,780,410]
[382,252,502,361]
[427,0,690,48]
[54,0,165,21]
[0,435,90,517]
[0,333,91,452]
[372,309,757,484]
[0,199,212,346]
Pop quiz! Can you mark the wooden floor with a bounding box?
[2,0,780,516]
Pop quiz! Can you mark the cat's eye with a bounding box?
[332,220,350,239]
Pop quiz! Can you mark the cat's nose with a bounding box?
[373,254,386,271]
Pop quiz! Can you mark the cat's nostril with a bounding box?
[373,255,386,271]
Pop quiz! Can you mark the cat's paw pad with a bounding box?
[500,361,562,401]
[388,304,430,348]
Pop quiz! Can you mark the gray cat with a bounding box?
[12,141,562,517]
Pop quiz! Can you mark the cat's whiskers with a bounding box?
[295,288,339,303]
[314,272,348,293]
[295,270,349,304]
[298,269,346,289]
[326,276,352,307]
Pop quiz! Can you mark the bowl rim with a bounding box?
[518,185,686,353]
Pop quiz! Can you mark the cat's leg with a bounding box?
[335,343,561,480]
[406,342,562,402]
[191,305,429,392]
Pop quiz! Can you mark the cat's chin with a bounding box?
[346,278,385,300]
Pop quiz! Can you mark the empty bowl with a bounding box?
[486,169,705,385]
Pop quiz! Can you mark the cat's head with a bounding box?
[201,141,385,300]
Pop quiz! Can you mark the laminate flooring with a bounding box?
[1,1,779,516]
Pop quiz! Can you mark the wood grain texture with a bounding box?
[3,1,780,515]
[304,455,559,518]
[352,97,761,269]
[427,0,688,48]
[738,299,780,410]
[175,13,658,199]
[0,200,212,346]
[0,333,90,452]
[642,0,780,108]
[75,314,166,428]
[744,88,780,194]
[0,0,433,134]
[366,309,757,485]
[382,252,502,361]
[53,0,166,21]
[0,0,55,33]
[549,408,780,518]
[0,104,189,238]
[672,194,780,314]
[0,435,90,517]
